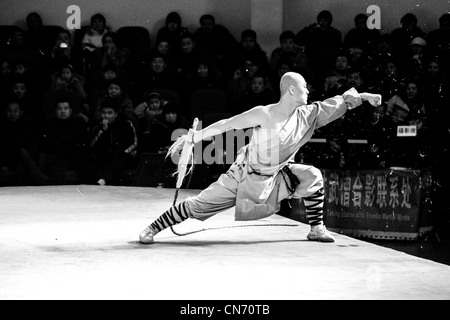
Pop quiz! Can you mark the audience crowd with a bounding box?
[1,10,450,189]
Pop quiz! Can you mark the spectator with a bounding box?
[428,13,450,73]
[44,29,82,80]
[38,98,91,184]
[270,30,308,77]
[343,13,380,52]
[227,56,262,104]
[296,10,342,74]
[148,102,189,153]
[50,64,87,101]
[321,52,350,97]
[0,100,48,186]
[153,37,176,72]
[174,32,201,81]
[134,53,180,101]
[133,90,164,152]
[390,13,427,58]
[194,14,238,78]
[421,57,450,121]
[82,13,109,53]
[89,99,138,186]
[232,29,269,74]
[8,76,41,122]
[0,28,43,91]
[235,70,276,114]
[87,31,131,94]
[184,58,224,94]
[24,12,44,50]
[384,80,428,167]
[91,79,135,128]
[156,11,189,55]
[404,37,429,81]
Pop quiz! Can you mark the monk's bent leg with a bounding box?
[139,165,241,243]
[287,164,334,242]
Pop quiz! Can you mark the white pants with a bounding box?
[185,163,323,220]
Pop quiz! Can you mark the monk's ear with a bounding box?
[289,85,295,95]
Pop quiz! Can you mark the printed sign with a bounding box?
[285,168,433,240]
[397,125,417,137]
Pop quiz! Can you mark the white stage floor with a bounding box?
[1,185,449,300]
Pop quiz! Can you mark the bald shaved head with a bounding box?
[280,72,306,94]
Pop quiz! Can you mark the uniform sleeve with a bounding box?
[313,87,362,128]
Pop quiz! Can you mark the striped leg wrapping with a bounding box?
[150,202,191,233]
[303,187,324,226]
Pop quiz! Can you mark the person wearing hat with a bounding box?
[133,91,164,152]
[406,36,429,80]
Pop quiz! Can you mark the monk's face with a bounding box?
[293,75,309,105]
[281,72,309,105]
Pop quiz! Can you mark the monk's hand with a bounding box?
[187,129,197,144]
[361,93,382,107]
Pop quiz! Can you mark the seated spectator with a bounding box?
[384,80,428,167]
[133,91,164,124]
[38,98,91,184]
[133,53,180,102]
[184,58,224,94]
[0,27,42,85]
[295,10,342,74]
[374,58,408,101]
[8,76,41,122]
[89,99,138,186]
[404,37,429,81]
[44,29,81,79]
[321,52,350,98]
[133,91,164,152]
[390,13,427,58]
[194,14,238,78]
[343,13,380,53]
[148,102,189,153]
[91,79,135,127]
[50,64,87,101]
[155,38,180,70]
[87,31,131,94]
[270,30,308,77]
[156,11,189,55]
[81,13,109,54]
[0,100,48,186]
[421,57,450,120]
[24,12,45,52]
[428,13,450,72]
[232,29,269,74]
[235,71,276,114]
[227,57,263,104]
[174,32,202,82]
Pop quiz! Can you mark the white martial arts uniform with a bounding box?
[185,88,362,221]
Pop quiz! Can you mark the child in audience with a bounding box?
[89,99,138,186]
[91,79,135,127]
[82,13,109,53]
